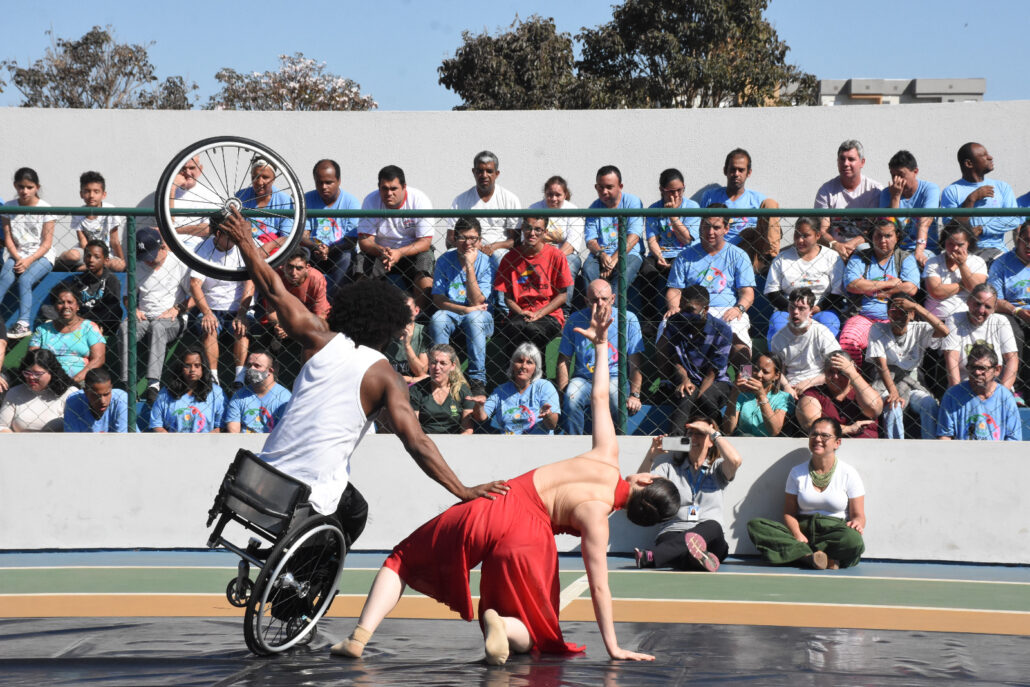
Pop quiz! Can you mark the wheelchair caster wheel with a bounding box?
[227,577,254,607]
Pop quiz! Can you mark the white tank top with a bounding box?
[259,333,384,514]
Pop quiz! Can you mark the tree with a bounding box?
[1,26,196,109]
[207,53,377,111]
[576,0,816,108]
[438,15,578,110]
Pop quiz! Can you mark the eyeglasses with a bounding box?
[523,226,546,234]
[809,432,835,441]
[22,370,46,379]
[662,187,686,195]
[454,234,480,242]
[967,363,995,373]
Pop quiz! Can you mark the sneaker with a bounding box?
[7,322,31,339]
[469,379,486,397]
[634,548,655,569]
[684,532,719,572]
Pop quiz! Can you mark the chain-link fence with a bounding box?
[1,204,1027,439]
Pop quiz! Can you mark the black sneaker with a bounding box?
[469,379,487,397]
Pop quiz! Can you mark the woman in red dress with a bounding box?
[332,301,678,664]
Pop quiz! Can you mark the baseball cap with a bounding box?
[136,227,163,262]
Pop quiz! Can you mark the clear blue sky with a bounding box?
[2,0,1027,109]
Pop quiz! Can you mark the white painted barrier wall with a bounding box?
[2,434,1026,564]
[0,103,1029,230]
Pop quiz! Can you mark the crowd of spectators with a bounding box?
[1,139,1028,441]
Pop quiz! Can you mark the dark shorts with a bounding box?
[352,248,435,284]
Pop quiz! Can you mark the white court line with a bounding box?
[559,575,590,610]
[608,569,1030,586]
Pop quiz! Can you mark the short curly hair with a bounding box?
[328,280,412,352]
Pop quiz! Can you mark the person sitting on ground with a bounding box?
[70,240,124,338]
[879,150,941,266]
[469,342,560,435]
[840,218,920,367]
[770,287,842,400]
[666,209,756,371]
[332,300,679,664]
[224,350,292,434]
[429,217,495,395]
[0,167,57,339]
[937,343,1022,441]
[722,352,792,438]
[408,344,474,435]
[149,346,226,433]
[639,168,699,328]
[635,418,742,572]
[701,148,781,271]
[354,165,436,312]
[582,165,645,293]
[301,159,361,295]
[939,283,1019,394]
[764,217,845,340]
[384,293,429,385]
[118,228,190,404]
[0,348,77,432]
[29,282,106,385]
[796,351,882,439]
[922,222,987,321]
[747,416,866,570]
[235,156,295,256]
[657,284,733,432]
[529,175,585,309]
[557,279,643,435]
[189,227,253,387]
[57,170,126,271]
[63,367,128,433]
[493,216,573,362]
[867,295,949,440]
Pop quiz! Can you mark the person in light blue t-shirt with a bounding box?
[879,150,941,262]
[938,344,1021,441]
[557,280,644,435]
[940,142,1020,256]
[640,168,699,329]
[470,342,560,435]
[225,350,292,433]
[988,221,1030,394]
[150,348,226,433]
[699,149,781,269]
[582,165,645,291]
[429,218,496,390]
[235,158,295,251]
[302,159,361,294]
[63,368,128,433]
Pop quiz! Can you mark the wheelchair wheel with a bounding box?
[243,516,346,655]
[226,577,253,608]
[154,136,306,282]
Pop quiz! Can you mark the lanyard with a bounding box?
[688,465,707,503]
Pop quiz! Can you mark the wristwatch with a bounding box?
[629,391,641,398]
[709,431,723,441]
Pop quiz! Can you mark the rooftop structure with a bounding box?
[819,78,985,106]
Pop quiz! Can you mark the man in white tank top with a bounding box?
[221,210,508,544]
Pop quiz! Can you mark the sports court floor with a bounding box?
[1,550,1027,686]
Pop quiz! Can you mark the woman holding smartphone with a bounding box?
[634,416,742,571]
[722,352,792,437]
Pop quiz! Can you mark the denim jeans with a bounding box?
[581,252,643,291]
[564,252,583,308]
[0,257,53,323]
[766,309,842,341]
[562,376,619,435]
[882,389,938,439]
[429,308,494,383]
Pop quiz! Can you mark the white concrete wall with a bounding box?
[1,103,1029,228]
[2,434,1026,564]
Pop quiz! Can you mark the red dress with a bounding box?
[384,469,630,654]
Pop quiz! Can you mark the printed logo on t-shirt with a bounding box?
[448,276,468,301]
[696,266,728,293]
[963,339,996,356]
[251,219,277,244]
[314,217,343,244]
[174,405,208,432]
[516,265,537,286]
[502,404,538,433]
[241,405,275,433]
[1012,278,1030,306]
[966,412,1000,440]
[586,341,619,373]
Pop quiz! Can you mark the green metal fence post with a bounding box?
[126,216,139,431]
[616,218,628,435]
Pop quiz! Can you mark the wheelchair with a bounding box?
[207,449,347,655]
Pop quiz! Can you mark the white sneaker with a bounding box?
[7,322,31,339]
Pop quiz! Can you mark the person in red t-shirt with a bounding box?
[494,217,573,364]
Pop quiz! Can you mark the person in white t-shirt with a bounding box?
[119,228,191,403]
[922,222,988,320]
[168,156,222,242]
[354,165,436,311]
[867,295,949,439]
[814,139,884,260]
[189,230,253,387]
[447,151,521,268]
[770,287,841,398]
[529,175,584,309]
[57,171,126,272]
[940,283,1019,392]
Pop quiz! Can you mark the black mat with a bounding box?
[0,618,1027,686]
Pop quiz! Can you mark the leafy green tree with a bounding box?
[438,15,578,110]
[576,0,816,108]
[207,53,377,111]
[1,26,196,109]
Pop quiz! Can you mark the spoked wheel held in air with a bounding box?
[154,136,307,281]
